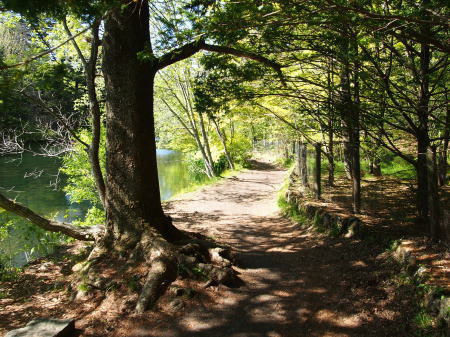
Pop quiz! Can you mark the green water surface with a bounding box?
[0,149,194,267]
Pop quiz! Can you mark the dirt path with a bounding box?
[130,161,414,337]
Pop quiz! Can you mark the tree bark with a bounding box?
[102,1,180,247]
[327,125,335,186]
[373,158,382,176]
[438,88,449,186]
[416,1,432,220]
[338,28,361,213]
[427,147,440,241]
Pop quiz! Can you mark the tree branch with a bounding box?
[156,38,285,84]
[0,192,103,241]
[0,23,92,71]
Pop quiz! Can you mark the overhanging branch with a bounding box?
[156,38,285,84]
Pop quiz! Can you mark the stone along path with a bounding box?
[121,161,414,337]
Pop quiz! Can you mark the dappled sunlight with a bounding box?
[1,162,421,337]
[315,309,362,328]
[154,164,417,336]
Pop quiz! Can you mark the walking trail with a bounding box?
[117,160,412,337]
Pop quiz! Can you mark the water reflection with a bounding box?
[0,149,195,266]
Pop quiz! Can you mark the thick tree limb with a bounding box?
[156,38,285,84]
[0,192,103,241]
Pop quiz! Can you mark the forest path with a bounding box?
[127,160,412,337]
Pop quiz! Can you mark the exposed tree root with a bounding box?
[70,229,242,314]
[135,255,177,313]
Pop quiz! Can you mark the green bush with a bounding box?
[228,134,252,166]
[213,154,229,174]
[276,156,293,168]
[187,157,208,181]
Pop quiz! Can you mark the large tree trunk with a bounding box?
[1,0,281,314]
[102,1,180,248]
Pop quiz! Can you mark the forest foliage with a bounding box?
[0,0,448,269]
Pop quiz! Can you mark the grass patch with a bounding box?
[277,195,310,226]
[381,157,416,180]
[276,156,294,168]
[414,310,434,332]
[77,283,90,292]
[0,290,9,299]
[320,156,416,181]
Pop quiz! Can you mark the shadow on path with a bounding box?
[118,160,416,337]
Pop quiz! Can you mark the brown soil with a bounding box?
[0,160,441,336]
[293,173,449,294]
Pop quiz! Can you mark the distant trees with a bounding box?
[156,61,219,178]
[192,0,448,226]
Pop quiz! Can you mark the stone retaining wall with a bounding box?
[392,241,450,330]
[285,189,362,238]
[285,176,449,332]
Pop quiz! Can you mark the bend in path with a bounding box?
[139,161,413,337]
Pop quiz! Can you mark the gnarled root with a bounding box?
[70,229,242,314]
[176,242,242,288]
[135,255,177,313]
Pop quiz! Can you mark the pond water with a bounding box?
[0,149,194,267]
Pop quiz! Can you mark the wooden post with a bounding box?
[300,142,308,186]
[295,141,301,176]
[427,146,440,241]
[315,143,321,199]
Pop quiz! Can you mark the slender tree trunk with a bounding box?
[340,42,353,181]
[197,110,215,174]
[327,123,335,186]
[373,158,382,176]
[63,19,106,205]
[416,5,431,221]
[438,89,449,186]
[190,113,215,178]
[326,56,335,186]
[85,23,106,205]
[338,28,361,213]
[193,129,215,178]
[212,117,234,170]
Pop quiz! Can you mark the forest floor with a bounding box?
[0,160,447,336]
